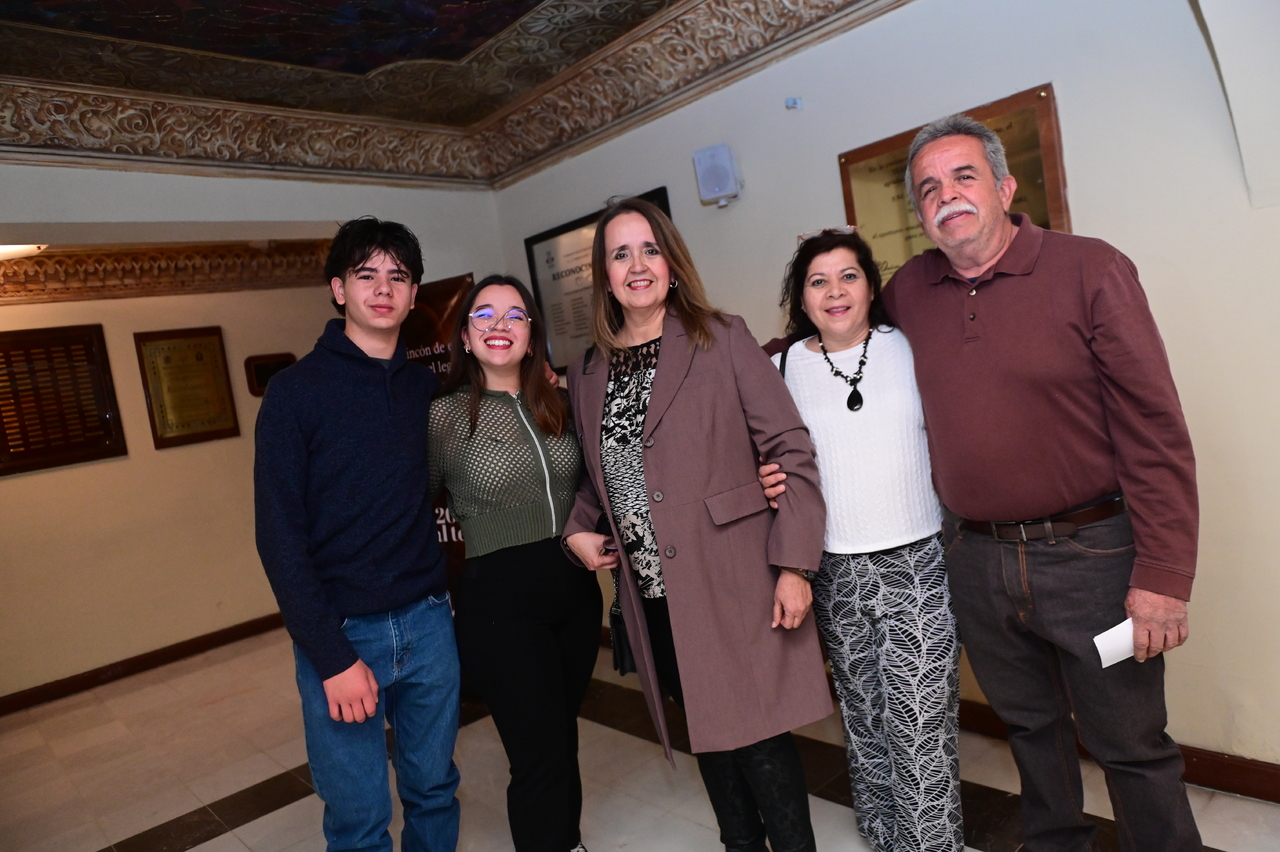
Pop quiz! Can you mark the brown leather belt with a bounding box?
[959,495,1127,542]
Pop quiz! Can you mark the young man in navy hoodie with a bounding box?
[255,217,459,851]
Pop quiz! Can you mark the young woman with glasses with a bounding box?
[429,274,602,852]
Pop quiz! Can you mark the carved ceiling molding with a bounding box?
[0,240,330,305]
[0,1,677,127]
[0,0,910,188]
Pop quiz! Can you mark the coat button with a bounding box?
[969,288,977,296]
[653,491,664,502]
[968,313,976,321]
[643,437,654,448]
[664,546,676,558]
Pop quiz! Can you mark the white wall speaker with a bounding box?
[692,144,742,207]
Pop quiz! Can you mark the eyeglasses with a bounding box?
[797,225,858,246]
[468,307,530,332]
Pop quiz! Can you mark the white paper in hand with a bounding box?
[1094,618,1134,668]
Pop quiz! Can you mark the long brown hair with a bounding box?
[589,197,726,355]
[439,275,568,437]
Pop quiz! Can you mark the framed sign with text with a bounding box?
[524,186,671,371]
[838,83,1071,280]
[134,326,240,449]
[401,271,476,590]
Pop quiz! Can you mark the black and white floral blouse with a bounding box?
[601,338,666,599]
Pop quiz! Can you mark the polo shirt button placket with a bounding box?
[964,284,981,342]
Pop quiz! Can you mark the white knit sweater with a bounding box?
[772,328,941,554]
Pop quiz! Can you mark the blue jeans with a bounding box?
[942,509,1200,852]
[294,592,461,852]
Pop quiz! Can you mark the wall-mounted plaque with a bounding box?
[524,186,671,371]
[402,272,474,381]
[838,83,1070,280]
[134,326,240,449]
[401,271,476,591]
[0,324,128,476]
[243,353,296,397]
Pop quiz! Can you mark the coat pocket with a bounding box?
[704,481,770,526]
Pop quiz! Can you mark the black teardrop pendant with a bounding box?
[846,387,864,411]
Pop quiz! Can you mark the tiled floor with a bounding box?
[1,628,1277,852]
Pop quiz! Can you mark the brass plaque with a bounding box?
[839,84,1070,280]
[134,327,240,448]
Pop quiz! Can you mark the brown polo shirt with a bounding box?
[883,214,1197,599]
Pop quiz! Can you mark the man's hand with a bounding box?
[772,570,813,629]
[1126,587,1189,662]
[323,659,379,723]
[758,459,788,509]
[565,531,621,571]
[543,362,560,389]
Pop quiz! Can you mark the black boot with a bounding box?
[735,733,817,852]
[696,750,769,852]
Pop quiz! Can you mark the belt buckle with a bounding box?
[989,521,1028,542]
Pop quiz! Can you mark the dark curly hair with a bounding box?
[780,229,891,340]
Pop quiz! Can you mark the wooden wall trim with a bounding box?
[960,698,1280,805]
[16,624,1275,807]
[0,239,329,305]
[0,612,284,716]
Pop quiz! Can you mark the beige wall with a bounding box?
[492,0,1280,763]
[0,168,502,695]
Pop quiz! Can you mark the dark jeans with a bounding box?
[942,508,1201,852]
[455,537,603,852]
[643,595,817,852]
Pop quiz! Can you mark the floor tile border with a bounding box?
[1,614,285,716]
[90,679,1225,852]
[96,764,314,852]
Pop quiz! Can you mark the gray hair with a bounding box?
[903,114,1010,214]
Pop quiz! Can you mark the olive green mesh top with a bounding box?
[428,387,582,558]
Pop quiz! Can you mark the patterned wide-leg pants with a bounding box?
[812,533,963,852]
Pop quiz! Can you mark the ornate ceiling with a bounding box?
[0,0,911,187]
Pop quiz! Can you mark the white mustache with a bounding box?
[933,202,978,228]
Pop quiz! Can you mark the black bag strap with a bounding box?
[777,342,789,378]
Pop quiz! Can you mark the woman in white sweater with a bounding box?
[762,229,962,852]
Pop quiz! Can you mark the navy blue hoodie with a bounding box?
[254,319,447,679]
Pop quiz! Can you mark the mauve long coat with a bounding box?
[564,309,833,757]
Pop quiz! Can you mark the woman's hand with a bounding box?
[757,459,788,509]
[566,531,621,571]
[772,569,812,629]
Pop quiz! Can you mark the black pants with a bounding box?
[455,537,603,852]
[642,596,817,852]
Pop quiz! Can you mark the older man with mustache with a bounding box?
[880,115,1202,852]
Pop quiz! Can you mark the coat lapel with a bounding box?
[643,310,694,440]
[577,345,609,486]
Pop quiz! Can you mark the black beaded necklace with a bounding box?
[818,328,872,412]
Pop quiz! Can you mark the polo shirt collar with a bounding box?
[923,212,1043,285]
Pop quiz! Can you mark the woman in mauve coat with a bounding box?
[562,197,832,852]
